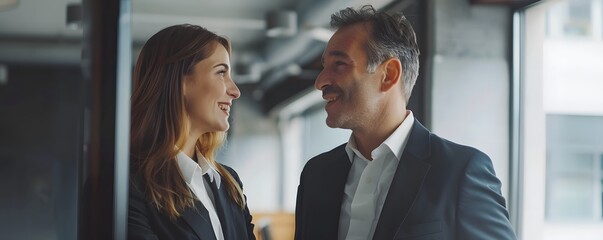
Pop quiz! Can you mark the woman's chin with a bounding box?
[216,122,230,132]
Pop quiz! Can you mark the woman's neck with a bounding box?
[181,130,202,158]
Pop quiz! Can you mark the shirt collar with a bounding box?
[176,147,222,188]
[345,110,415,162]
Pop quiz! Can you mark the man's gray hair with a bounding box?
[330,5,420,101]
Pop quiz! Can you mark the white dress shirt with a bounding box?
[338,111,414,240]
[176,148,224,240]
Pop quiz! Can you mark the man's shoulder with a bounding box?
[410,119,482,156]
[299,143,349,186]
[427,132,492,169]
[302,143,347,171]
[307,143,346,161]
[431,133,487,156]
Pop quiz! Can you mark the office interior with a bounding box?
[1,0,602,239]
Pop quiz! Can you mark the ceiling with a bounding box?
[0,0,397,111]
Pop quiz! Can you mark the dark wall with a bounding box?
[0,64,84,240]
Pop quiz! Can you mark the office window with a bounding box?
[288,106,349,211]
[278,98,350,212]
[547,0,600,39]
[600,154,603,219]
[301,106,350,166]
[518,0,603,239]
[545,115,603,222]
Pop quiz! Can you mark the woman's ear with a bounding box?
[380,57,402,92]
[182,76,190,98]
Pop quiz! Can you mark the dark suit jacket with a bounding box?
[295,120,517,240]
[128,165,255,240]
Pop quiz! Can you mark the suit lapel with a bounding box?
[205,174,234,240]
[181,198,218,240]
[372,120,432,240]
[319,145,351,238]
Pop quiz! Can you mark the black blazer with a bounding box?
[128,165,255,240]
[295,120,517,240]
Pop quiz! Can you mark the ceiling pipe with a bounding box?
[0,64,8,86]
[0,39,81,65]
[132,13,265,30]
[0,0,17,10]
[66,3,83,30]
[257,0,394,93]
[266,10,298,37]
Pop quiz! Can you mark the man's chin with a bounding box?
[325,117,342,129]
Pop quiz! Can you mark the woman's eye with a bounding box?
[218,70,226,77]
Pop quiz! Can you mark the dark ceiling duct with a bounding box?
[254,0,398,111]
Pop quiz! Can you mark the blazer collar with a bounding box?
[397,119,431,160]
[372,119,432,240]
[180,175,233,240]
[176,149,222,188]
[205,174,234,240]
[181,198,218,240]
[321,144,353,238]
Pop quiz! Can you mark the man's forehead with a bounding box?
[327,25,369,49]
[322,37,366,63]
[322,50,351,59]
[332,22,371,41]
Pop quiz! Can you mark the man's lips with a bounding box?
[324,95,338,103]
[322,86,343,103]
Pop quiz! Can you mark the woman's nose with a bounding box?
[227,77,241,99]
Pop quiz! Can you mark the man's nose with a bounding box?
[314,70,329,91]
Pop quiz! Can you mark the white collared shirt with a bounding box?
[338,111,415,240]
[176,148,224,240]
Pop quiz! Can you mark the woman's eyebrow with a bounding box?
[212,63,229,70]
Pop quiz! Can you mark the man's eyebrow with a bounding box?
[328,50,350,59]
[321,50,351,64]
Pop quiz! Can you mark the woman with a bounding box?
[128,24,255,240]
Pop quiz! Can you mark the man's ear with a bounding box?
[380,57,402,92]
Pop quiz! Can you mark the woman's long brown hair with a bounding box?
[130,24,244,220]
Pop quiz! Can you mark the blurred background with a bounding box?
[1,0,602,239]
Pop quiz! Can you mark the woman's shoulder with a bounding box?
[128,167,148,198]
[218,163,243,185]
[219,163,235,174]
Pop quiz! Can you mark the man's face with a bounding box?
[315,23,383,131]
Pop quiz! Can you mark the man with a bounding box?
[294,5,516,240]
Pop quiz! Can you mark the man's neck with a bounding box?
[352,110,408,160]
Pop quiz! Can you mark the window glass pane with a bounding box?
[521,0,603,238]
[545,114,603,223]
[548,151,593,173]
[548,176,594,220]
[543,0,603,223]
[547,0,593,38]
[302,107,350,164]
[0,17,84,240]
[567,0,592,36]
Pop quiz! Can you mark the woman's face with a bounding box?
[183,43,240,134]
